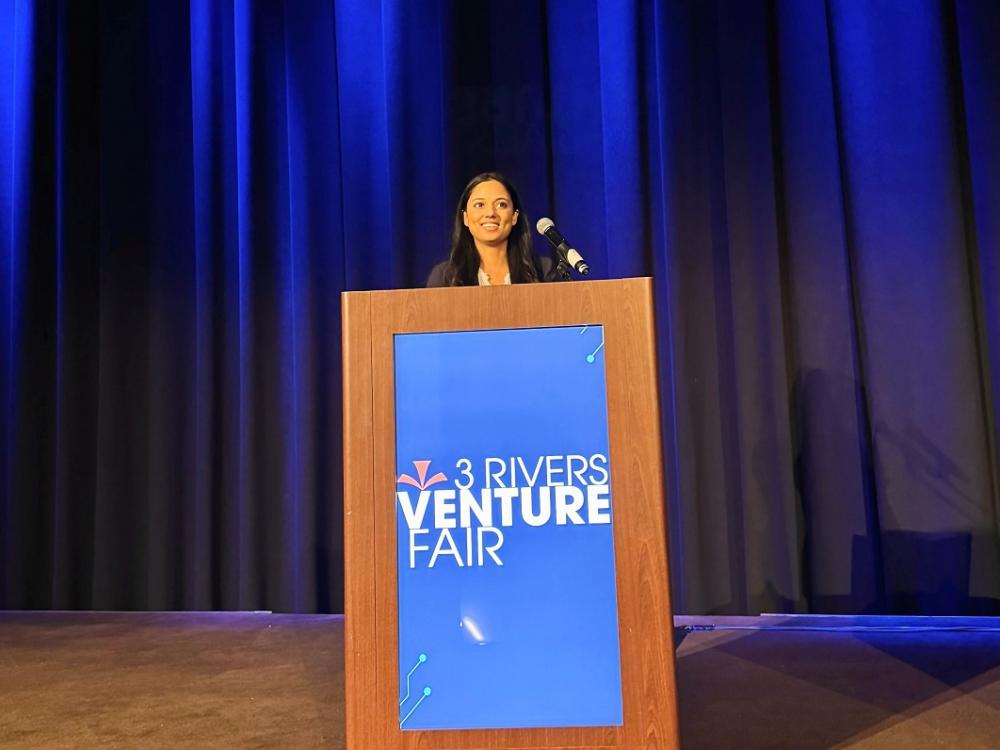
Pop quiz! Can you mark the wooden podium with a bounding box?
[342,278,679,750]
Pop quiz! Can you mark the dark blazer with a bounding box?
[426,255,561,287]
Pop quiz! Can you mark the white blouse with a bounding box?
[478,268,511,286]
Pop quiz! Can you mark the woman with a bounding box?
[427,172,556,287]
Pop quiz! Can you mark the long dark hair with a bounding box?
[442,172,540,286]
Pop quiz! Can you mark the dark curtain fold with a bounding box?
[2,0,999,614]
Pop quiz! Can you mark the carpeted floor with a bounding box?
[675,615,1000,749]
[0,611,344,749]
[2,612,1000,748]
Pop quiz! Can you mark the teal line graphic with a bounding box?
[579,325,605,363]
[399,687,432,728]
[399,653,427,706]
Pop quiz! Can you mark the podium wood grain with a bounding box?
[343,278,679,749]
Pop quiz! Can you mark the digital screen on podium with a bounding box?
[394,324,623,731]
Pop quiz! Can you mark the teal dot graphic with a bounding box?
[586,354,595,364]
[423,687,432,696]
[418,653,427,662]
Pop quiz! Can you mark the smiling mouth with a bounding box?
[481,223,500,230]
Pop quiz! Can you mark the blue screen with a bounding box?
[394,324,623,731]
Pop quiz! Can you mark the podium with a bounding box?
[342,278,679,749]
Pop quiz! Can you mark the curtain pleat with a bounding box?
[1,0,999,614]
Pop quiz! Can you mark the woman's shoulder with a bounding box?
[537,254,564,282]
[426,261,449,287]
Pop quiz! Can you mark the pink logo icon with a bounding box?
[397,460,448,490]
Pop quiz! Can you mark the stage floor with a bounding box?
[676,614,1000,749]
[2,612,999,748]
[0,611,344,748]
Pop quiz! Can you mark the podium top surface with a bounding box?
[342,275,652,300]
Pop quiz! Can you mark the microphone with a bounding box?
[536,218,590,276]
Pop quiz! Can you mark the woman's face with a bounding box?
[463,180,519,248]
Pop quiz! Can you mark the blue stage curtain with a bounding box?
[2,0,999,614]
